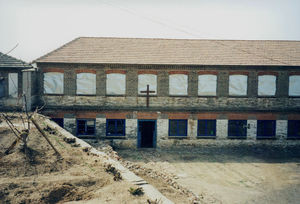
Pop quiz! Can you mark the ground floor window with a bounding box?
[288,120,300,139]
[0,78,5,98]
[257,120,276,139]
[51,118,64,128]
[106,119,125,136]
[198,120,216,137]
[228,120,247,138]
[169,119,187,137]
[77,119,95,136]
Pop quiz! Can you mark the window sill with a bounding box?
[198,95,217,98]
[286,137,300,140]
[168,136,187,139]
[106,95,126,97]
[104,136,126,139]
[169,95,189,97]
[44,94,64,96]
[228,95,248,98]
[256,136,276,140]
[197,136,216,139]
[288,96,300,98]
[138,95,157,97]
[76,94,96,96]
[227,136,247,140]
[77,135,96,139]
[257,96,276,98]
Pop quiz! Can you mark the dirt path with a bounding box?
[117,146,300,204]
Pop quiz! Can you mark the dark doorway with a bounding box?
[138,120,156,148]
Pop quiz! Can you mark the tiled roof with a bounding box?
[36,37,300,66]
[0,52,32,69]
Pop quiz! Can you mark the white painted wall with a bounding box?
[216,119,228,139]
[289,75,300,96]
[229,75,248,96]
[198,74,217,96]
[106,73,126,95]
[76,73,96,95]
[258,75,276,96]
[8,73,18,97]
[276,120,287,140]
[188,119,197,139]
[247,120,257,140]
[169,74,188,95]
[44,72,64,94]
[157,119,168,140]
[126,119,137,139]
[138,74,157,95]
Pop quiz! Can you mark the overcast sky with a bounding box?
[1,0,300,62]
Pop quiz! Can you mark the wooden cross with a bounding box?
[140,84,155,107]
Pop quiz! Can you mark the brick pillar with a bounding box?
[96,114,106,139]
[276,120,288,140]
[64,114,76,135]
[248,71,258,97]
[217,71,229,97]
[126,70,138,96]
[216,119,228,139]
[64,69,76,96]
[247,120,257,140]
[157,71,169,96]
[96,69,106,96]
[277,71,289,98]
[188,71,198,97]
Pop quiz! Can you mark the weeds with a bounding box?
[128,187,144,196]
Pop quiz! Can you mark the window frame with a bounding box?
[106,73,126,96]
[76,119,96,136]
[228,120,247,139]
[257,75,277,97]
[76,72,96,96]
[256,120,276,139]
[287,120,300,139]
[198,74,217,96]
[43,72,64,95]
[228,74,248,96]
[197,119,216,138]
[168,119,188,137]
[0,78,5,98]
[106,119,126,137]
[288,75,300,97]
[169,74,188,96]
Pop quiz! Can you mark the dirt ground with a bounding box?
[0,114,149,204]
[117,145,300,204]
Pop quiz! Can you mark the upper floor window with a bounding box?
[258,75,276,96]
[76,72,96,95]
[229,75,248,96]
[138,74,157,95]
[106,73,126,95]
[198,74,217,96]
[44,72,64,94]
[169,74,188,96]
[289,75,300,96]
[8,73,18,98]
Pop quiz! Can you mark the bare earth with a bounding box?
[117,145,300,204]
[0,115,149,204]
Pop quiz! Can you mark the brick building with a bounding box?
[0,52,36,111]
[35,37,300,148]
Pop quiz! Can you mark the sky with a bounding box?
[0,0,300,62]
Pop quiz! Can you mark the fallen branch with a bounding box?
[4,138,20,155]
[30,117,61,157]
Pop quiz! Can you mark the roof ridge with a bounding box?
[77,36,300,42]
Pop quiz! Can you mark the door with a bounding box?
[138,120,156,148]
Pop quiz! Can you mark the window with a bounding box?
[257,120,276,139]
[76,73,96,95]
[77,119,95,136]
[0,78,5,98]
[198,120,216,137]
[198,75,217,96]
[8,73,18,97]
[51,118,64,128]
[228,120,247,138]
[106,73,126,95]
[169,119,187,136]
[169,74,188,95]
[288,120,300,139]
[258,75,276,96]
[289,75,300,96]
[106,119,125,136]
[44,72,64,94]
[229,75,248,96]
[138,74,157,95]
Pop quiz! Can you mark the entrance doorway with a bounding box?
[138,120,156,148]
